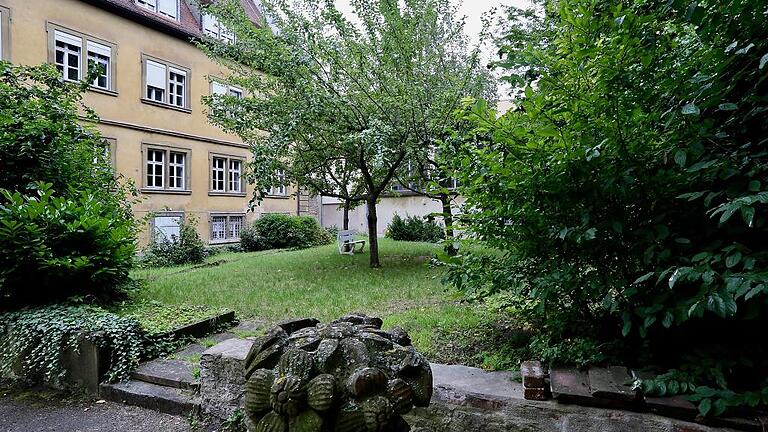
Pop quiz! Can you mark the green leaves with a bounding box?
[681,103,700,115]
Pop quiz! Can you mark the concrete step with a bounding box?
[132,359,199,390]
[99,380,200,416]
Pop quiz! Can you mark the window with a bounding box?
[143,145,190,192]
[136,0,179,20]
[210,154,245,195]
[212,81,244,98]
[146,149,165,189]
[168,152,186,190]
[0,6,11,61]
[202,13,235,43]
[54,31,81,82]
[229,160,242,193]
[211,157,226,192]
[153,213,182,242]
[87,41,111,89]
[271,170,287,196]
[210,214,245,242]
[143,57,190,110]
[48,25,116,92]
[95,138,116,167]
[169,68,186,107]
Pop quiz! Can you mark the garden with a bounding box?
[1,0,768,427]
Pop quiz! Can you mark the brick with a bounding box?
[520,361,546,389]
[523,387,547,401]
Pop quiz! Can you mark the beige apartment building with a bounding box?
[0,0,303,245]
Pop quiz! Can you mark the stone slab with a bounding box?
[521,361,545,389]
[551,368,593,404]
[199,338,254,420]
[588,366,637,402]
[99,380,199,416]
[158,311,237,340]
[431,363,521,402]
[132,359,198,390]
[196,338,745,432]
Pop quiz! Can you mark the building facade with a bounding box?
[0,0,303,245]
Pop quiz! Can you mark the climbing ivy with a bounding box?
[0,303,144,385]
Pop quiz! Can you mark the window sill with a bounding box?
[141,188,192,195]
[208,191,247,197]
[140,98,192,114]
[210,239,241,245]
[89,86,118,97]
[264,195,290,199]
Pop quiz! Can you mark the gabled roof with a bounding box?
[80,0,262,40]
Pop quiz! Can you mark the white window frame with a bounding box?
[211,80,244,98]
[136,0,157,12]
[202,13,236,43]
[146,149,165,189]
[143,144,191,193]
[169,67,186,108]
[168,151,186,190]
[210,214,245,243]
[211,157,226,192]
[54,30,82,82]
[87,41,112,90]
[210,154,245,195]
[229,159,242,193]
[142,55,190,110]
[136,0,179,21]
[271,169,287,196]
[0,6,12,62]
[48,24,116,92]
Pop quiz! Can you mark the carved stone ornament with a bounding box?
[243,314,433,432]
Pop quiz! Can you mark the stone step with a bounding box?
[99,380,200,416]
[132,359,199,390]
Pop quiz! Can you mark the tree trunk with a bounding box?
[366,197,381,267]
[343,200,351,230]
[441,195,458,256]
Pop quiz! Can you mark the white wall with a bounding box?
[321,195,464,236]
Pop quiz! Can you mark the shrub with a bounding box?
[139,217,207,267]
[239,226,268,252]
[0,184,136,308]
[447,0,768,416]
[386,214,445,242]
[252,214,332,249]
[0,63,137,309]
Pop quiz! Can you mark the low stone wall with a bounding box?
[199,338,740,432]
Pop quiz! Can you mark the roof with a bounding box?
[80,0,262,40]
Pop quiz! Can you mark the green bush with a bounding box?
[239,225,268,252]
[252,214,332,249]
[0,63,137,309]
[139,218,207,267]
[447,0,768,416]
[386,214,445,242]
[0,185,136,308]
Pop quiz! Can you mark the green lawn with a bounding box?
[133,239,450,322]
[132,239,512,368]
[132,239,516,368]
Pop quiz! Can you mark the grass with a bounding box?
[110,299,229,335]
[132,239,519,369]
[133,239,448,323]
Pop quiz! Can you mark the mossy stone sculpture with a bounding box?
[244,315,433,432]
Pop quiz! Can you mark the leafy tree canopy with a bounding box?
[201,0,494,266]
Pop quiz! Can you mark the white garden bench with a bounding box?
[337,230,366,255]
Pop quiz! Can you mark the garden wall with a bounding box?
[199,338,740,432]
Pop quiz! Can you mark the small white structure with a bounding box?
[337,230,366,255]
